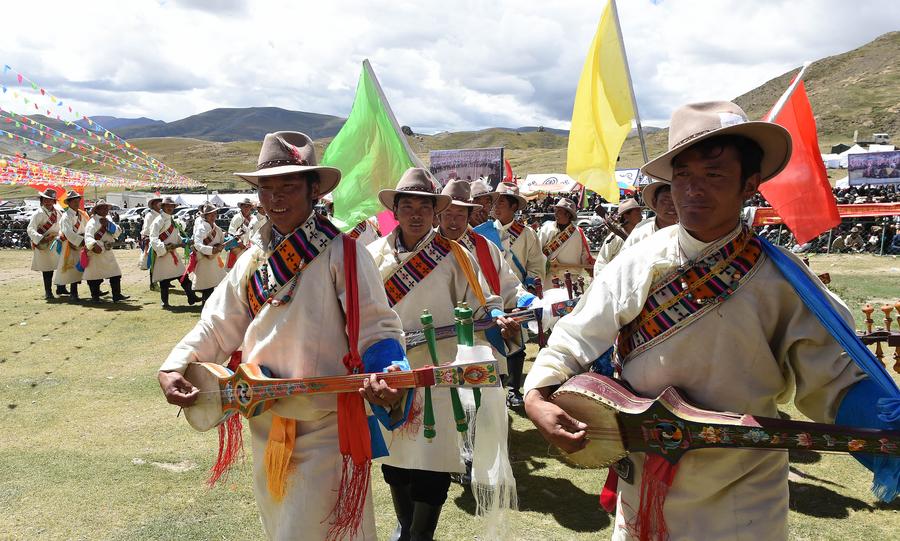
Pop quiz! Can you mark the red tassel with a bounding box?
[181,251,198,282]
[225,249,238,269]
[207,351,245,487]
[397,391,422,439]
[630,455,677,541]
[599,468,618,513]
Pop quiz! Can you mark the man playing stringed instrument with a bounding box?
[27,188,64,300]
[188,203,227,304]
[538,197,595,281]
[437,179,533,405]
[524,101,899,540]
[367,168,517,541]
[149,197,200,309]
[226,197,255,268]
[158,131,411,541]
[54,190,89,302]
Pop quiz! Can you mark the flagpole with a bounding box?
[766,61,812,122]
[610,0,648,163]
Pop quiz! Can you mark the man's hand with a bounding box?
[524,388,587,454]
[360,365,403,409]
[158,370,199,407]
[494,315,521,340]
[91,244,102,254]
[212,243,224,254]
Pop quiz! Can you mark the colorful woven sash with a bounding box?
[33,209,58,248]
[506,220,526,245]
[349,221,367,240]
[542,223,575,258]
[615,229,764,365]
[246,214,341,318]
[158,222,175,243]
[383,233,453,307]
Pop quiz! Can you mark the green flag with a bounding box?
[322,59,424,232]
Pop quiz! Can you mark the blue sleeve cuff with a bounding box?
[523,276,536,287]
[517,293,536,308]
[363,338,413,431]
[836,378,900,502]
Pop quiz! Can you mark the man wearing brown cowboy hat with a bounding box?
[367,168,515,541]
[149,197,200,308]
[525,101,896,539]
[226,197,256,268]
[27,188,65,300]
[618,181,679,250]
[54,190,89,301]
[538,197,595,280]
[478,182,546,289]
[159,131,410,541]
[188,203,226,304]
[592,197,644,274]
[83,200,128,303]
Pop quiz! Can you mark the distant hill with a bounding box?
[76,116,163,131]
[115,107,347,142]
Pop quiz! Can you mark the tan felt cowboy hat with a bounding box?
[160,196,177,207]
[616,197,644,216]
[441,179,481,208]
[37,188,57,200]
[494,182,527,209]
[641,181,671,214]
[553,197,578,221]
[470,178,499,203]
[235,131,341,195]
[640,101,792,183]
[63,190,82,201]
[198,203,218,215]
[238,197,255,207]
[147,195,163,205]
[378,167,451,214]
[91,199,111,214]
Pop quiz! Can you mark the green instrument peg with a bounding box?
[420,310,439,440]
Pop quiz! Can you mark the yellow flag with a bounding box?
[566,0,634,204]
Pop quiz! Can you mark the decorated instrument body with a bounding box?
[183,360,500,432]
[551,372,900,468]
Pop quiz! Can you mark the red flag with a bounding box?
[759,77,839,244]
[504,159,514,184]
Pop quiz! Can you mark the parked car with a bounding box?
[119,206,148,223]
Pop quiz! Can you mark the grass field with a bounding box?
[0,249,898,540]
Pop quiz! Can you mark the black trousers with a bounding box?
[382,465,452,506]
[506,350,526,395]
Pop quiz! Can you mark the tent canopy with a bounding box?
[173,193,225,207]
[216,193,258,207]
[520,174,581,197]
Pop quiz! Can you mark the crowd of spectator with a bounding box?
[748,184,900,207]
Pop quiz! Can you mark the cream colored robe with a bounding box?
[83,216,123,280]
[149,212,186,283]
[620,217,657,250]
[228,212,253,263]
[191,220,226,290]
[161,214,404,541]
[525,223,865,541]
[538,220,592,281]
[138,209,159,270]
[592,232,625,275]
[494,219,546,285]
[54,208,88,285]
[368,229,503,473]
[354,218,381,247]
[27,206,60,272]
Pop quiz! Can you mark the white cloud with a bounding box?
[0,0,896,133]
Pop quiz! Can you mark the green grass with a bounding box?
[0,249,898,540]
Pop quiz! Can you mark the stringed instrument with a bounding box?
[183,359,500,432]
[551,372,899,468]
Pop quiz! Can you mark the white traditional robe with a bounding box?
[249,213,267,239]
[149,212,186,283]
[161,214,404,541]
[27,206,60,272]
[525,223,865,541]
[54,208,88,285]
[538,220,592,280]
[593,232,625,275]
[495,219,546,285]
[620,217,662,250]
[367,229,503,473]
[352,218,381,247]
[190,220,226,290]
[83,216,123,280]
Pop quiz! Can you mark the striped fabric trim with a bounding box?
[615,229,764,365]
[542,223,575,258]
[247,214,340,318]
[36,209,58,235]
[384,233,453,307]
[507,220,526,244]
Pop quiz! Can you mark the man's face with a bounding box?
[257,173,320,233]
[554,207,571,226]
[653,190,678,228]
[204,212,217,225]
[41,198,54,210]
[149,201,161,212]
[492,196,518,224]
[670,145,759,242]
[439,204,470,240]
[621,209,642,229]
[94,206,109,218]
[161,203,176,215]
[240,204,252,217]
[469,194,494,226]
[393,195,435,241]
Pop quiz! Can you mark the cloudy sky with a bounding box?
[1,0,896,133]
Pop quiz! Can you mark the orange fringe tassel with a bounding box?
[263,414,296,502]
